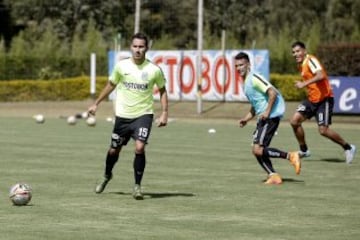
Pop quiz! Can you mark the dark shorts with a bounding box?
[296,97,334,126]
[110,114,154,149]
[253,117,280,147]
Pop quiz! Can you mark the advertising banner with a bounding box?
[108,50,269,101]
[330,77,360,114]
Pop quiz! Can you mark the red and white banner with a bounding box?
[108,50,269,101]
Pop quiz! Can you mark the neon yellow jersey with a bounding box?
[110,58,166,119]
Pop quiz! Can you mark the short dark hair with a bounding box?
[292,41,306,49]
[132,32,149,48]
[234,52,250,62]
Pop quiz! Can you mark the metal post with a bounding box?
[221,29,226,102]
[196,0,203,114]
[90,53,96,99]
[135,0,141,33]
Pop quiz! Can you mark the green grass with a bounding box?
[0,116,359,240]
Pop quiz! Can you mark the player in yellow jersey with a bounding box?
[88,33,168,199]
[290,41,356,164]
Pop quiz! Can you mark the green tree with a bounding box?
[325,0,360,42]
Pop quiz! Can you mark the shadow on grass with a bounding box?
[282,178,305,183]
[302,158,344,163]
[110,191,195,199]
[261,178,305,184]
[202,102,226,114]
[320,158,344,163]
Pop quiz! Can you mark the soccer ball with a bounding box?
[33,114,45,124]
[9,183,32,206]
[86,116,96,126]
[67,115,77,125]
[81,111,89,119]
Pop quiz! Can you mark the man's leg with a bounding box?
[290,112,310,157]
[133,140,146,200]
[318,126,356,163]
[95,148,121,194]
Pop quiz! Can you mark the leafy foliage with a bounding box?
[0,0,359,79]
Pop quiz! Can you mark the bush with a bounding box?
[0,76,108,101]
[316,43,360,76]
[0,74,307,102]
[270,73,307,101]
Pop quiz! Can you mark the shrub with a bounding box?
[0,76,107,101]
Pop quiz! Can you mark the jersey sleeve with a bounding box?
[155,67,166,89]
[252,74,271,94]
[109,63,121,84]
[307,56,323,74]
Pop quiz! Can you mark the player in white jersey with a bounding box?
[235,52,301,185]
[88,33,168,199]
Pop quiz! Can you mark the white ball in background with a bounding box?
[208,128,216,134]
[67,115,77,125]
[86,116,96,127]
[33,114,45,124]
[81,111,89,119]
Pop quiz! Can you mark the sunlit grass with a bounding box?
[0,117,359,240]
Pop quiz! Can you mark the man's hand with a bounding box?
[88,104,97,116]
[239,119,247,128]
[157,111,168,127]
[295,80,306,89]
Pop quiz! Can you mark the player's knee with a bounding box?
[252,148,263,157]
[108,148,120,156]
[135,145,145,154]
[318,126,328,136]
[135,140,146,154]
[290,118,300,128]
[290,112,305,128]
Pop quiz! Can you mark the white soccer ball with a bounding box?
[9,183,32,206]
[208,128,216,134]
[86,116,96,126]
[33,114,45,124]
[81,111,89,119]
[67,115,77,125]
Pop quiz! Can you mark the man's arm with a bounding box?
[88,81,116,115]
[260,87,277,120]
[295,70,324,89]
[239,107,255,128]
[157,86,168,127]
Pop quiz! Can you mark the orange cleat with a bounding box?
[289,152,301,175]
[264,173,283,185]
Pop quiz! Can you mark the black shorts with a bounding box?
[296,97,334,126]
[110,114,154,149]
[252,117,280,147]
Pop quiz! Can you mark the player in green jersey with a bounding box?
[88,33,168,200]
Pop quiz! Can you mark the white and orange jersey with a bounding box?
[298,54,333,103]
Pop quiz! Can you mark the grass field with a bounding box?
[0,106,359,240]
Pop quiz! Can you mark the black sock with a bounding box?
[300,144,308,152]
[134,153,146,185]
[263,147,288,159]
[105,152,119,177]
[343,143,351,150]
[256,156,275,174]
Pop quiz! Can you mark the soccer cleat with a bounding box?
[95,174,112,194]
[264,173,283,185]
[345,144,356,164]
[299,150,311,158]
[132,184,144,200]
[289,152,301,175]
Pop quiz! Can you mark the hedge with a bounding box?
[0,74,306,102]
[0,76,108,101]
